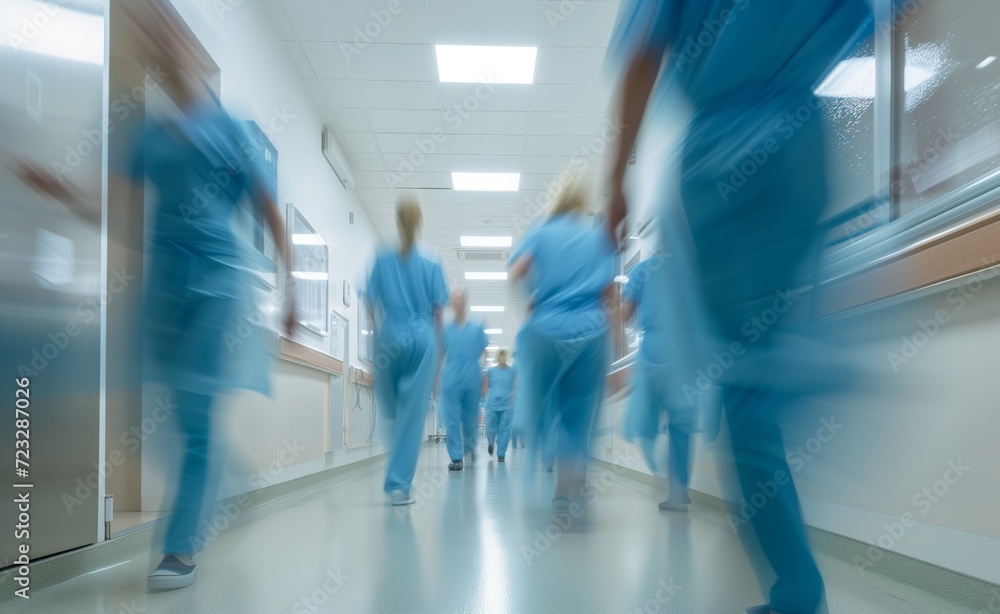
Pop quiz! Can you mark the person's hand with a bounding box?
[9,156,78,205]
[607,185,628,251]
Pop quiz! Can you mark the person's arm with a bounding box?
[251,177,297,336]
[481,372,489,398]
[607,49,662,245]
[9,156,106,226]
[433,318,445,398]
[508,254,532,281]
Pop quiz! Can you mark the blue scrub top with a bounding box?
[365,246,449,325]
[508,214,616,337]
[608,0,871,115]
[441,320,488,389]
[486,365,518,408]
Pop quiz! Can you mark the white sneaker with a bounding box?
[389,490,415,506]
[148,555,196,590]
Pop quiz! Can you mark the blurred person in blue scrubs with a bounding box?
[437,290,489,471]
[483,347,518,462]
[622,252,698,512]
[12,0,296,591]
[365,196,449,505]
[607,2,871,612]
[508,178,616,513]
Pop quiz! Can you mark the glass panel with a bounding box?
[897,0,1000,216]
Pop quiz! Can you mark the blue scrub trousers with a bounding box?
[374,319,438,494]
[486,404,513,458]
[441,383,480,462]
[517,323,608,468]
[678,104,829,613]
[165,389,214,556]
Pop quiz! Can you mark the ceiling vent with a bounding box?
[322,129,355,191]
[455,250,511,261]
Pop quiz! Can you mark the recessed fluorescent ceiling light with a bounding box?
[461,236,513,248]
[977,56,997,69]
[465,272,508,281]
[815,57,933,98]
[470,306,504,312]
[435,45,537,84]
[453,172,520,192]
[485,329,503,335]
[291,272,329,280]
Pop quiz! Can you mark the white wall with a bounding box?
[141,0,383,510]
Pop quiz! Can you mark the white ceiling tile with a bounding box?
[527,112,606,136]
[317,108,341,129]
[326,0,433,45]
[439,84,531,113]
[538,1,621,48]
[260,0,297,41]
[393,172,453,189]
[330,108,370,131]
[367,109,444,134]
[361,171,392,189]
[376,133,448,155]
[300,42,352,79]
[356,81,441,109]
[449,135,524,155]
[534,47,610,84]
[351,152,387,171]
[341,132,379,152]
[428,0,542,45]
[301,79,330,108]
[411,189,455,204]
[530,84,612,112]
[345,44,438,81]
[382,153,452,174]
[351,152,385,172]
[522,134,597,156]
[279,0,339,41]
[449,154,521,172]
[447,112,527,135]
[318,80,363,108]
[366,188,398,202]
[282,42,316,79]
[456,203,518,216]
[521,155,575,174]
[454,192,518,205]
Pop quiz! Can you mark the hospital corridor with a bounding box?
[3,0,1000,613]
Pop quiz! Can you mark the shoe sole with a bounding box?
[391,499,415,506]
[148,572,195,591]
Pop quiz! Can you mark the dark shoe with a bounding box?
[148,555,196,591]
[448,461,463,471]
[497,456,505,463]
[658,499,689,512]
[488,443,494,455]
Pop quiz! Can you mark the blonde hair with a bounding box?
[396,194,423,252]
[549,176,589,218]
[496,348,509,364]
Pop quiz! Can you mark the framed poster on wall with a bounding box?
[287,203,329,336]
[358,296,374,365]
[330,310,348,362]
[242,121,279,277]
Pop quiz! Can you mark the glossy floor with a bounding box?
[2,443,976,613]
